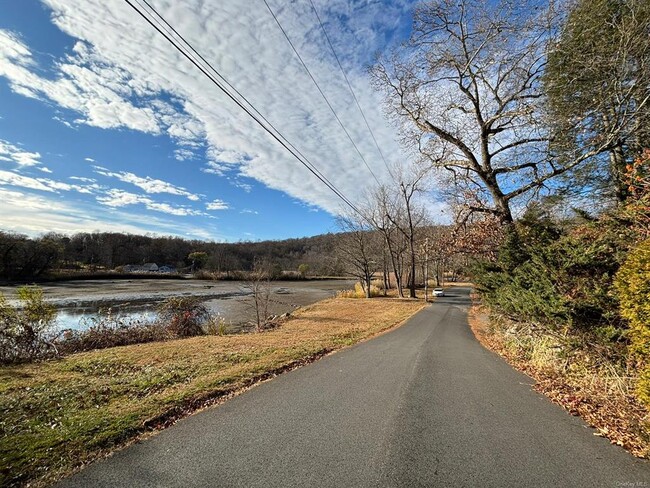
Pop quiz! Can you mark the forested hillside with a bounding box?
[0,231,347,281]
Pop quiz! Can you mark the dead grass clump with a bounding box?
[57,317,171,355]
[192,270,216,280]
[370,279,385,289]
[337,283,382,298]
[203,315,229,336]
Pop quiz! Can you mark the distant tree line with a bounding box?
[0,231,348,281]
[0,225,471,284]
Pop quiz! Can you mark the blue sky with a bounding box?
[0,0,417,241]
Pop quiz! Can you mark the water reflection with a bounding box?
[54,300,228,331]
[55,304,158,331]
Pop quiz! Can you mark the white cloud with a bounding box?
[96,188,206,216]
[174,148,197,161]
[0,0,415,214]
[0,30,205,145]
[69,176,96,182]
[0,139,43,167]
[12,151,41,166]
[0,168,101,194]
[206,199,229,211]
[146,201,202,216]
[201,161,231,177]
[0,169,54,192]
[240,209,258,215]
[232,180,253,193]
[53,115,76,129]
[93,168,201,201]
[84,157,95,162]
[96,188,140,207]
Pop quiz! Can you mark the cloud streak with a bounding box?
[93,168,201,201]
[0,168,100,194]
[0,30,205,149]
[206,199,229,210]
[0,139,43,167]
[0,188,219,239]
[96,188,206,216]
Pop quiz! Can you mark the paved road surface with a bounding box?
[59,288,649,487]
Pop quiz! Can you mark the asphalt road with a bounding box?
[59,288,649,487]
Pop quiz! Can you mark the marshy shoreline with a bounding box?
[0,278,355,329]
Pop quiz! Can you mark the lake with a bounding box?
[0,279,355,331]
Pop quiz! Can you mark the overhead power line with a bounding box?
[124,0,365,218]
[307,0,395,181]
[261,0,383,186]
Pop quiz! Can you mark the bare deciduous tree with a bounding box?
[390,168,430,298]
[367,185,407,297]
[242,259,272,332]
[372,0,564,224]
[337,214,381,298]
[366,163,431,298]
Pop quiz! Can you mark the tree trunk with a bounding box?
[365,273,372,298]
[610,142,629,203]
[408,234,417,298]
[384,234,404,298]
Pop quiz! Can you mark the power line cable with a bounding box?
[135,0,346,208]
[133,0,362,216]
[124,0,364,217]
[307,0,395,181]
[261,0,383,186]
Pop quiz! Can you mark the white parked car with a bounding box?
[432,288,445,297]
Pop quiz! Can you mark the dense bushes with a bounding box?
[472,151,650,417]
[474,206,625,341]
[616,240,650,404]
[157,297,210,337]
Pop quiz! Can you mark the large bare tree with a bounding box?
[368,186,407,296]
[372,0,564,224]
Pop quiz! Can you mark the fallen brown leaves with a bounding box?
[468,304,650,458]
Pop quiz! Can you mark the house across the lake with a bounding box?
[122,263,177,273]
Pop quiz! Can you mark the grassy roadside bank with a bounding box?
[468,304,650,458]
[0,297,425,487]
